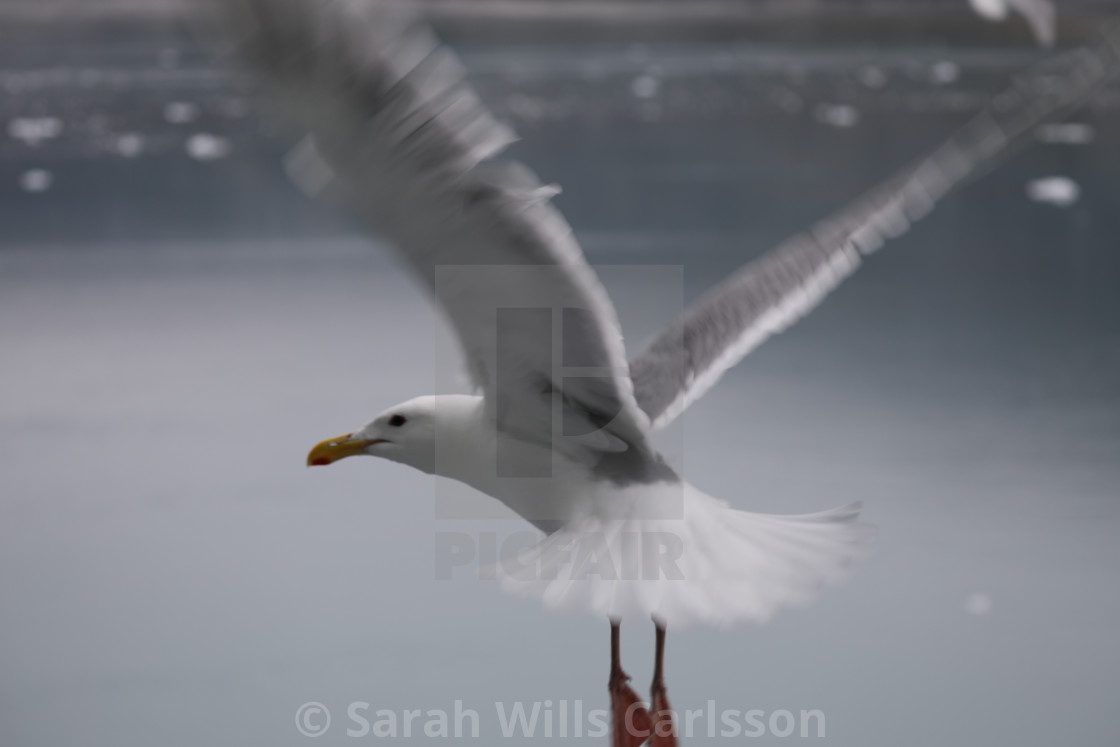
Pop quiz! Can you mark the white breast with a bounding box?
[434,404,615,532]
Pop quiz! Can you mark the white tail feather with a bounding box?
[491,486,875,628]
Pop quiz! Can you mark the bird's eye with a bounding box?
[388,414,407,427]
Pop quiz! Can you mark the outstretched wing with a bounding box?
[208,0,651,458]
[631,23,1120,431]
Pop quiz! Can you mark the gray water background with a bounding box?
[2,13,1119,747]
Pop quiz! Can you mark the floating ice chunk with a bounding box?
[858,65,887,89]
[1035,122,1095,145]
[164,101,199,125]
[20,169,52,193]
[630,74,660,99]
[8,116,63,146]
[815,103,860,128]
[185,133,231,161]
[971,0,1010,20]
[965,592,993,616]
[930,60,961,85]
[115,133,144,158]
[1026,176,1079,207]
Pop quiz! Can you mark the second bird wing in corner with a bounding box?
[630,18,1120,431]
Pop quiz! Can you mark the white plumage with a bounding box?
[493,485,874,628]
[210,0,1120,628]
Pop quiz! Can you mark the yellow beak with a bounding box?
[306,433,376,467]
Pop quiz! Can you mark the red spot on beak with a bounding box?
[309,457,332,467]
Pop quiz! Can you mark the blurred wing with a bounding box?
[1008,0,1057,48]
[631,24,1120,431]
[970,0,1056,47]
[210,0,650,457]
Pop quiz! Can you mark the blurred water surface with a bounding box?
[2,25,1119,747]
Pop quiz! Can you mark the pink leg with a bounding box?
[649,621,677,746]
[609,620,651,747]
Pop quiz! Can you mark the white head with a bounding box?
[306,395,479,475]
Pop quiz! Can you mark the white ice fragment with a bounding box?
[630,74,660,99]
[970,0,1009,20]
[815,103,860,128]
[965,592,993,616]
[1026,176,1079,207]
[20,169,52,193]
[164,101,199,125]
[930,60,961,85]
[115,133,144,158]
[1035,122,1095,145]
[858,66,887,89]
[8,116,63,146]
[185,133,231,161]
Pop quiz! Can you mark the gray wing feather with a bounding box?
[209,0,651,457]
[632,22,1120,430]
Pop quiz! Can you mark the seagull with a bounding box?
[205,2,1120,744]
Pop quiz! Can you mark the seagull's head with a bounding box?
[306,395,439,473]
